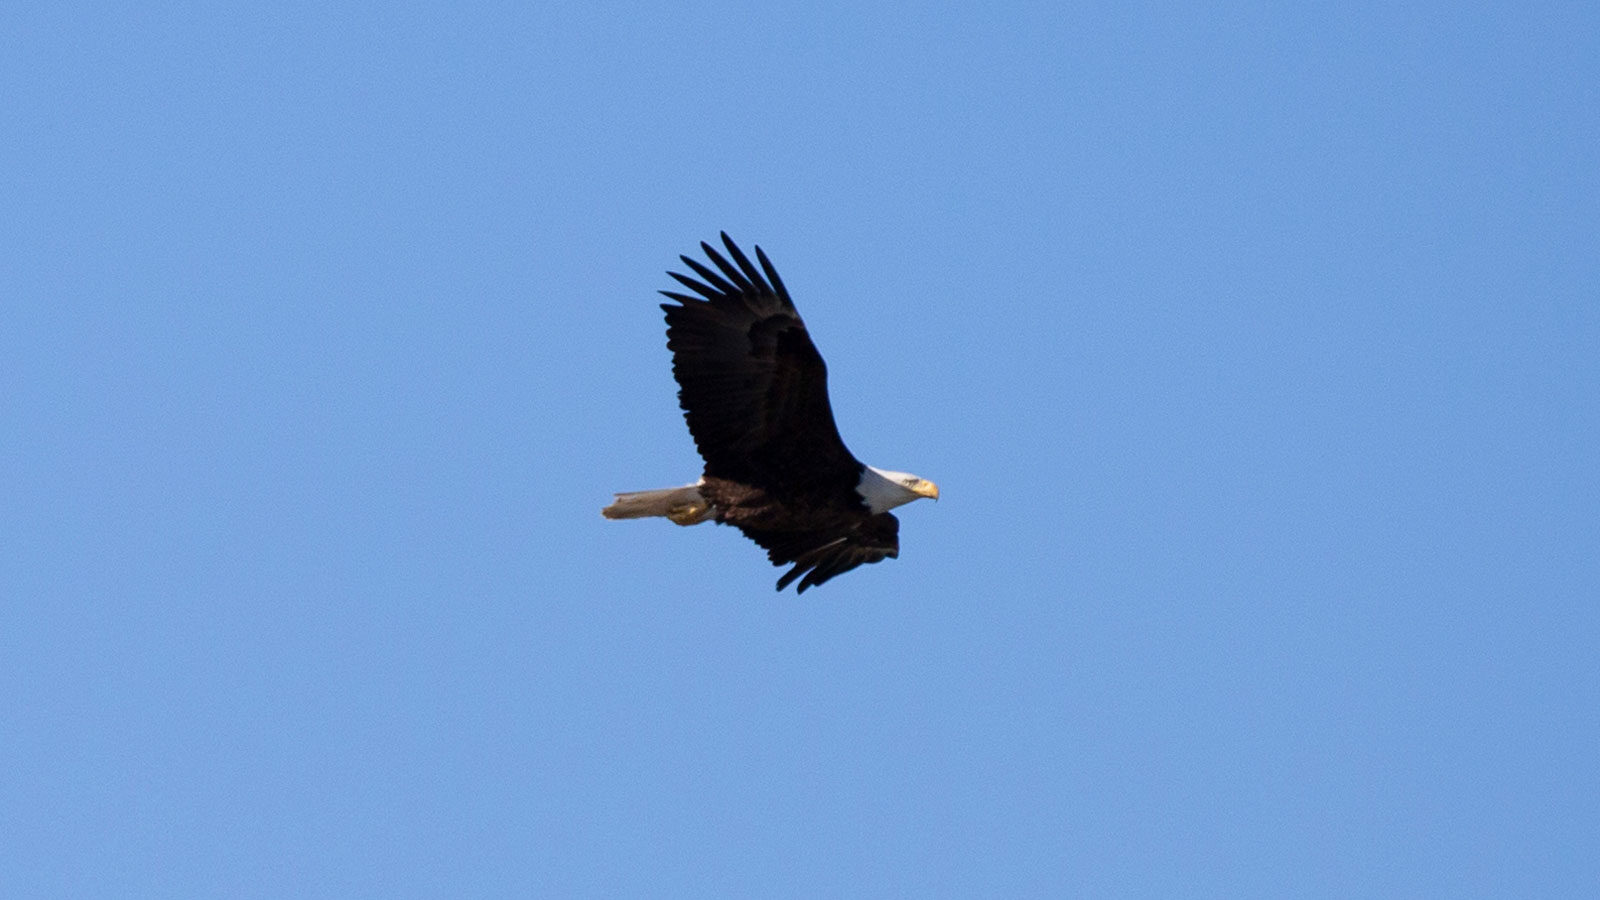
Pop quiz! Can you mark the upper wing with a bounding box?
[659,234,861,495]
[741,513,900,594]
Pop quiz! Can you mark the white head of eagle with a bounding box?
[858,466,941,514]
[601,233,940,593]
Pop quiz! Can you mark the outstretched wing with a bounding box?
[659,234,861,497]
[741,513,900,594]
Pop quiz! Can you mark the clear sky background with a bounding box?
[5,2,1597,896]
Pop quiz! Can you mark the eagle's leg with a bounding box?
[666,500,714,525]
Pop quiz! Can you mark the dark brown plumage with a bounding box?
[605,233,936,593]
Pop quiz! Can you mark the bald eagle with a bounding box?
[603,233,939,593]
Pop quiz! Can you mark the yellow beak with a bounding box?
[914,479,940,501]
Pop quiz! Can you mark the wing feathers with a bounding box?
[716,233,771,293]
[756,513,900,594]
[697,241,756,293]
[755,245,788,298]
[666,270,724,300]
[659,235,859,489]
[678,255,741,296]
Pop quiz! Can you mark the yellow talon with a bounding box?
[667,502,709,525]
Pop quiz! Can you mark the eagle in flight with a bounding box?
[603,234,939,593]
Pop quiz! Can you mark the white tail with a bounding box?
[601,483,715,525]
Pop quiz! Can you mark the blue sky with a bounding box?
[4,1,1597,896]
